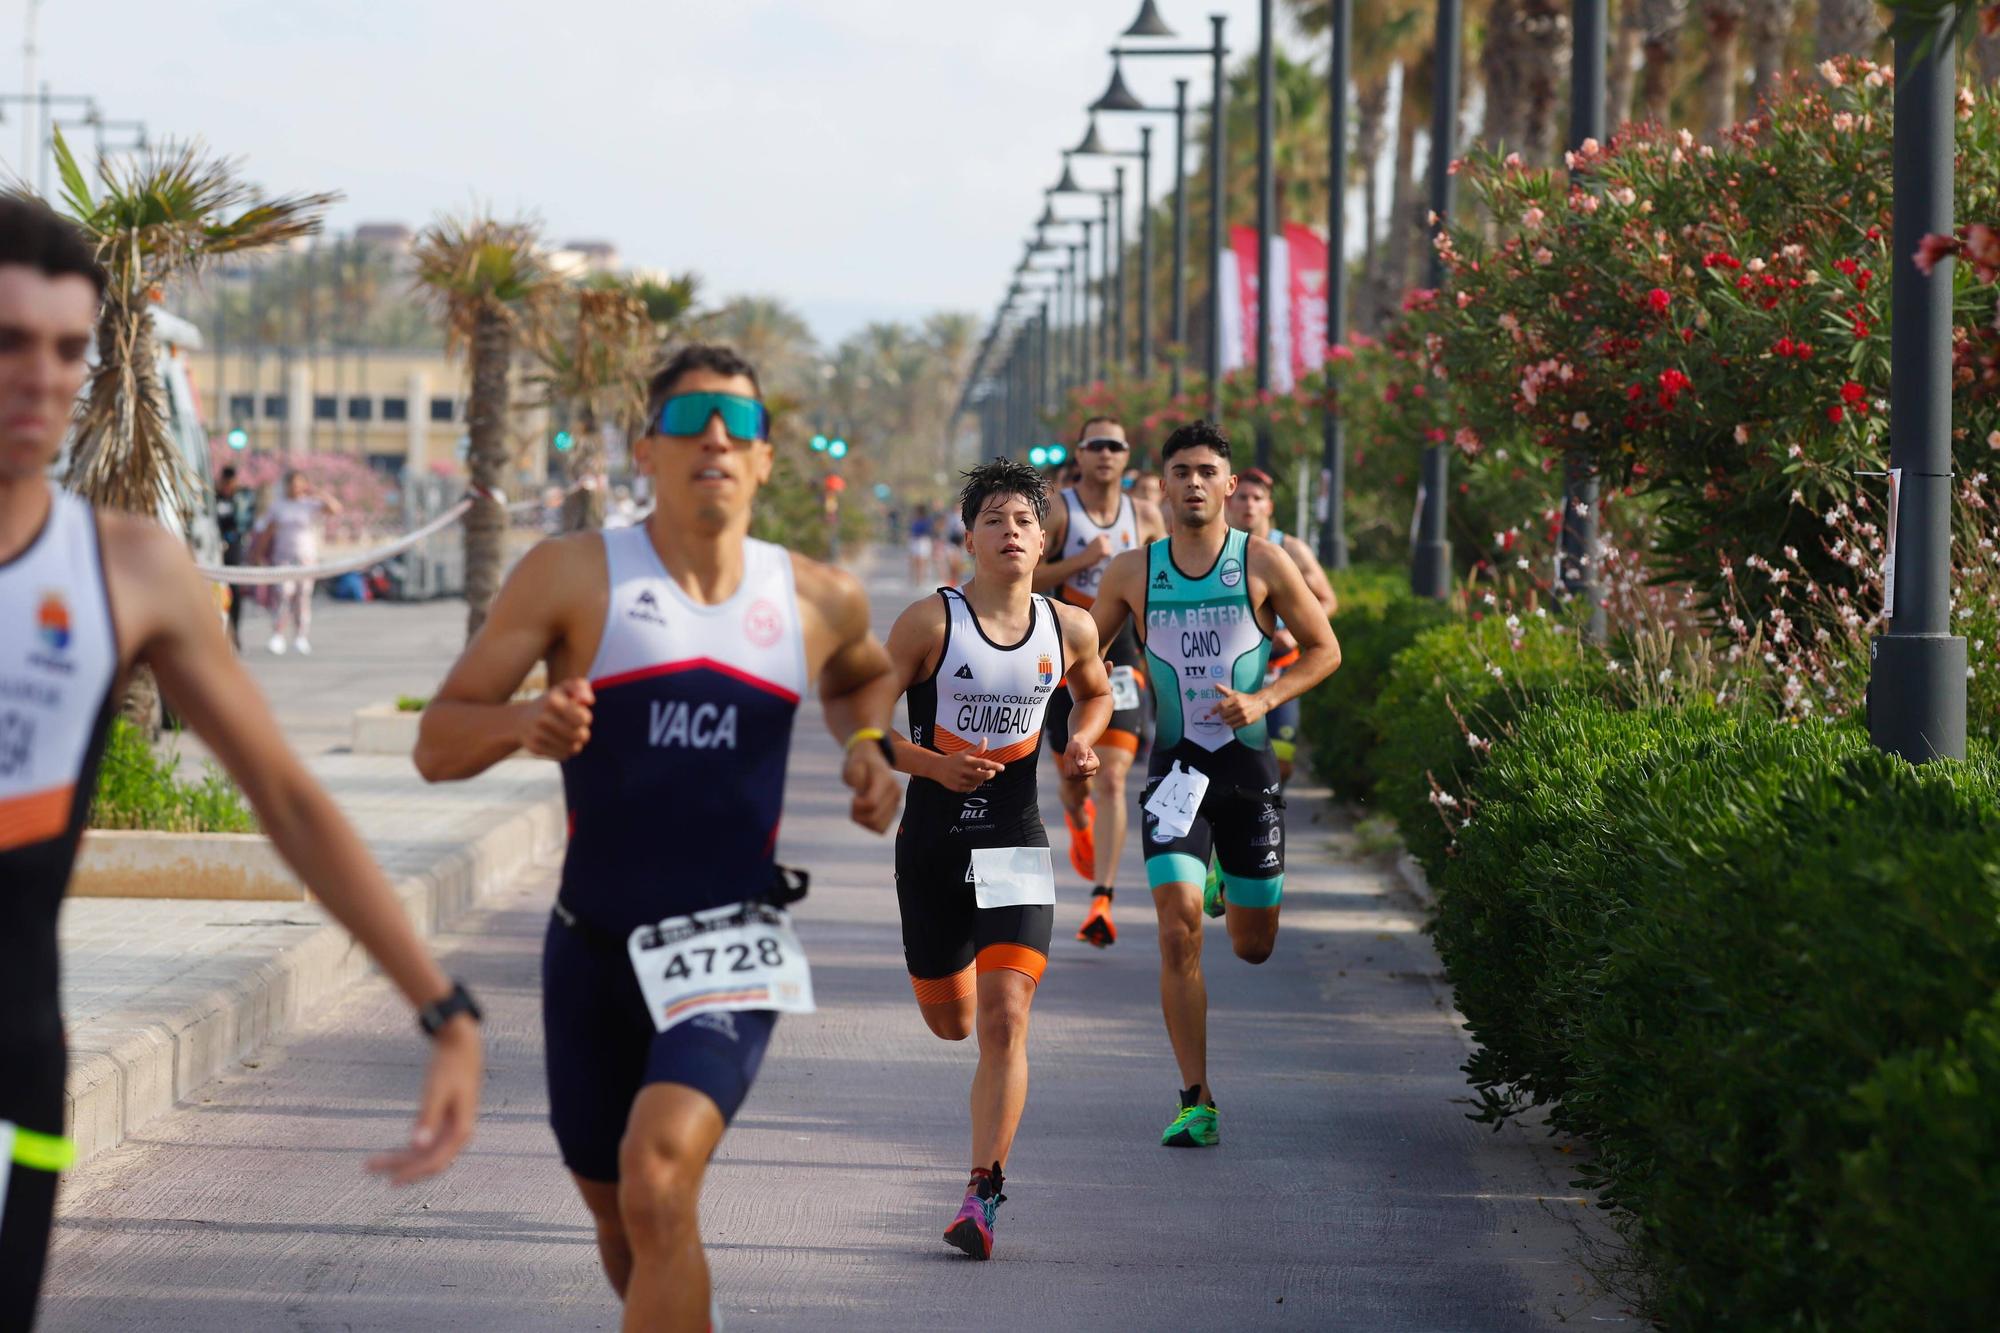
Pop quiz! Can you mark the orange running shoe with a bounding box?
[1063,797,1097,880]
[1077,893,1117,948]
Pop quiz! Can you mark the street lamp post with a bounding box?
[1113,164,1127,374]
[1108,4,1228,415]
[1410,0,1460,599]
[1319,0,1351,570]
[1255,0,1277,475]
[1093,72,1195,394]
[1099,189,1114,377]
[1562,0,1607,639]
[1138,128,1155,376]
[1870,12,1967,762]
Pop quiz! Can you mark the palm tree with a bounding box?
[1816,0,1879,59]
[412,213,554,638]
[1479,0,1571,165]
[696,296,819,399]
[1698,0,1749,134]
[45,131,333,529]
[1745,0,1801,109]
[1637,0,1692,126]
[530,283,655,532]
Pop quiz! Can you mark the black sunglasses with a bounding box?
[1080,437,1130,454]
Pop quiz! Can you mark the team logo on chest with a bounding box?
[743,598,783,649]
[628,589,667,625]
[38,592,70,652]
[1036,654,1054,687]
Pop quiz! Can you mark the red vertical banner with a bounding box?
[1285,222,1329,385]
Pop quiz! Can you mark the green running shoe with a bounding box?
[1161,1085,1220,1147]
[1202,856,1226,918]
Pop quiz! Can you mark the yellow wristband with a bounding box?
[844,727,887,752]
[6,1124,76,1173]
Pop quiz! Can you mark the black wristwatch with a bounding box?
[417,980,483,1038]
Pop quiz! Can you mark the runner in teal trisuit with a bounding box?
[1089,420,1340,1146]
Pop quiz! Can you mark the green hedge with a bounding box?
[90,719,258,833]
[1427,694,2000,1329]
[1297,565,1451,798]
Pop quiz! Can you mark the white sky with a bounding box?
[8,1,1304,343]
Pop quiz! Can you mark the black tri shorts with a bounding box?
[1046,629,1152,760]
[1140,751,1286,908]
[541,912,777,1183]
[894,814,1054,1002]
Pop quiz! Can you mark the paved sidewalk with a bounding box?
[44,560,1617,1329]
[59,598,562,1164]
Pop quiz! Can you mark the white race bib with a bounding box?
[1144,760,1212,840]
[627,901,815,1033]
[969,846,1057,909]
[1109,664,1141,711]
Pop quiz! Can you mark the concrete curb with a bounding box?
[64,791,567,1166]
[1395,848,1435,908]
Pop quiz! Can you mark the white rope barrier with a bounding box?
[194,499,476,586]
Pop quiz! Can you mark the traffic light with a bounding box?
[1029,446,1049,467]
[1046,444,1068,465]
[226,427,248,450]
[828,438,848,459]
[553,430,574,452]
[811,433,829,452]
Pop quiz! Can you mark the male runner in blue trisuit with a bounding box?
[416,345,900,1331]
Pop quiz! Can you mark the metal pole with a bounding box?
[1139,127,1156,377]
[1207,15,1228,416]
[1871,14,1967,762]
[1561,0,1607,638]
[1113,165,1128,377]
[1410,0,1459,599]
[1319,0,1351,569]
[1039,304,1052,418]
[1255,0,1276,474]
[1082,220,1097,386]
[1071,242,1086,396]
[1104,189,1120,374]
[1172,80,1191,396]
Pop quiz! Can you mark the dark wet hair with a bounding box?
[645,343,763,426]
[958,457,1049,532]
[0,195,106,298]
[1161,419,1231,463]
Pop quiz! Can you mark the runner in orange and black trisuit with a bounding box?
[1033,416,1166,948]
[884,459,1110,1259]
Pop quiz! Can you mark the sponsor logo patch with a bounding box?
[954,663,975,680]
[37,592,70,651]
[628,588,666,625]
[1259,850,1280,868]
[1219,557,1243,589]
[743,598,783,649]
[1153,569,1173,589]
[1036,654,1055,687]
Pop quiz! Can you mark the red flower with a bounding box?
[1774,336,1796,357]
[1702,252,1743,270]
[1646,287,1672,314]
[1827,405,1845,423]
[1627,382,1645,401]
[1840,381,1867,405]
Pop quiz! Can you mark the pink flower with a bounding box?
[1533,246,1554,266]
[1571,412,1591,430]
[1735,424,1751,444]
[1522,206,1545,230]
[1819,59,1844,88]
[1914,232,1961,276]
[1609,187,1637,207]
[1326,343,1355,363]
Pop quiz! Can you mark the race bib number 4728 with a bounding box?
[626,902,815,1033]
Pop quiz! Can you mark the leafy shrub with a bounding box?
[1368,610,1606,867]
[1432,690,2000,1328]
[90,719,258,833]
[1298,565,1453,798]
[395,694,428,713]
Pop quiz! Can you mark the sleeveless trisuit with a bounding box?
[1045,488,1151,756]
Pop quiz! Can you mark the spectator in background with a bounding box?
[908,507,936,583]
[254,470,342,657]
[214,465,254,651]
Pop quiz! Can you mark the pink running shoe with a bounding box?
[942,1163,1006,1259]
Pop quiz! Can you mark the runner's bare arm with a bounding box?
[1055,603,1114,756]
[107,515,478,1183]
[796,559,900,834]
[1088,548,1144,651]
[881,597,1002,792]
[1216,542,1341,727]
[416,539,594,782]
[1283,534,1337,615]
[1030,498,1088,594]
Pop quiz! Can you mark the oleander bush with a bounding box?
[1297,565,1453,798]
[90,718,258,833]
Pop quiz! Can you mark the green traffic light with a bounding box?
[1047,444,1067,465]
[811,434,829,452]
[1029,446,1049,466]
[226,428,248,450]
[553,430,574,451]
[829,439,848,459]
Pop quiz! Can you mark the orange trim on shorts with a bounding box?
[0,784,73,852]
[1098,728,1141,756]
[976,943,1048,985]
[911,966,976,1006]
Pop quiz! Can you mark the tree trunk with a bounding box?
[1638,0,1691,126]
[1354,77,1388,334]
[1380,58,1425,321]
[1481,0,1570,166]
[561,402,607,533]
[1745,0,1798,108]
[1700,2,1747,135]
[1815,0,1879,60]
[462,307,513,640]
[1610,11,1645,130]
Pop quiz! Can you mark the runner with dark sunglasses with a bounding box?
[1033,416,1165,949]
[415,343,901,1330]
